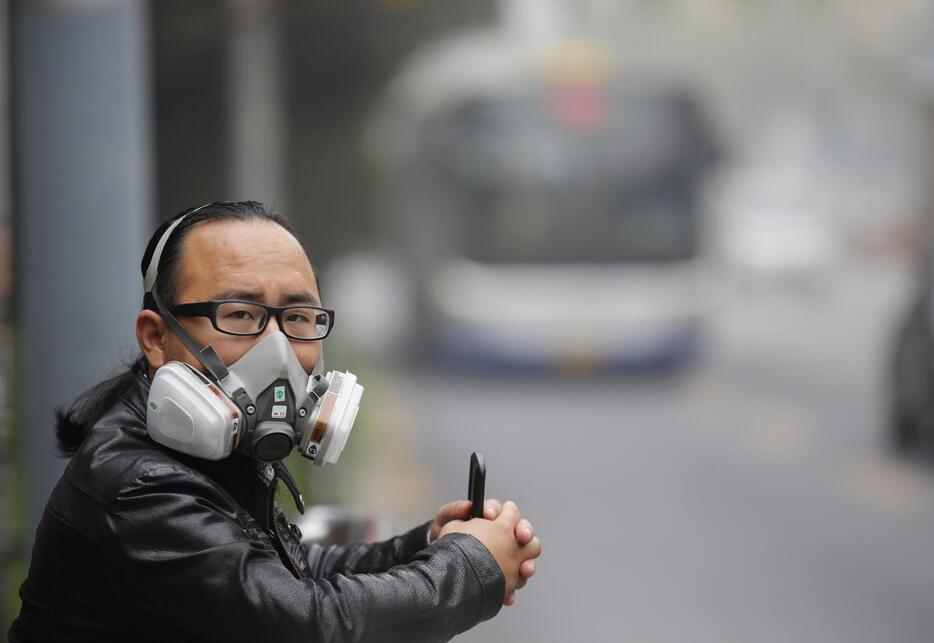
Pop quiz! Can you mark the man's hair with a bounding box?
[55,200,306,455]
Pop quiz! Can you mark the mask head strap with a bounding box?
[313,347,324,378]
[142,203,232,384]
[142,202,214,295]
[150,289,230,383]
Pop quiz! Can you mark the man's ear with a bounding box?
[137,309,168,371]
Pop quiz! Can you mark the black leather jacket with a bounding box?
[9,373,504,642]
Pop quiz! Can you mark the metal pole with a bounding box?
[0,0,11,630]
[227,0,286,211]
[12,0,151,551]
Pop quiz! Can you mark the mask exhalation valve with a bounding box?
[251,423,295,462]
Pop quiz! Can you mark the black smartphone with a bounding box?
[468,451,486,520]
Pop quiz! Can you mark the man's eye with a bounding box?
[285,312,312,324]
[225,310,255,320]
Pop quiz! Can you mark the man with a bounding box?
[10,201,541,642]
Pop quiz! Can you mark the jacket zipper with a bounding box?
[262,464,303,579]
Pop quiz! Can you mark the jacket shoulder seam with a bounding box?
[45,502,99,544]
[64,472,109,507]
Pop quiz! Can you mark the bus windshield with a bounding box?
[417,84,716,264]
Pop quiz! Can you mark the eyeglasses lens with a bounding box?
[215,302,267,335]
[283,307,330,340]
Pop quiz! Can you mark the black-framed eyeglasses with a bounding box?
[169,300,335,341]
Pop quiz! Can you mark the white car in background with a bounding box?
[711,164,841,284]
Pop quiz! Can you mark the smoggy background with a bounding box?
[4,1,934,640]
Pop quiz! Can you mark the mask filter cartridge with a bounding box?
[147,362,242,460]
[299,371,363,465]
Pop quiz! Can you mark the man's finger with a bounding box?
[519,559,536,578]
[483,498,503,520]
[504,592,516,606]
[452,500,472,519]
[432,501,466,541]
[496,500,520,526]
[434,501,469,532]
[515,519,534,544]
[460,500,476,517]
[436,500,461,520]
[522,536,542,559]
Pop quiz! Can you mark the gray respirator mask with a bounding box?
[140,209,363,465]
[146,326,362,464]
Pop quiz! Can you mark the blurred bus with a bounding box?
[373,41,719,372]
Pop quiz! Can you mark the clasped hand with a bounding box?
[430,499,541,606]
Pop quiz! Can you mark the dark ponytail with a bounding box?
[54,200,305,455]
[55,357,148,455]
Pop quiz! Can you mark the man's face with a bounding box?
[159,219,322,374]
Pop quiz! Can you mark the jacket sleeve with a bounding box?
[102,463,504,643]
[304,520,433,578]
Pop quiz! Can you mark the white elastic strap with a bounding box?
[313,346,324,378]
[143,216,187,293]
[143,202,216,293]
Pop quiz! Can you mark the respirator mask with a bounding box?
[140,209,363,464]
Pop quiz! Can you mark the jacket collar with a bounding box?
[122,369,152,423]
[121,369,305,520]
[122,366,290,524]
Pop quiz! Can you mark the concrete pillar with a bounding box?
[228,0,286,210]
[13,0,151,548]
